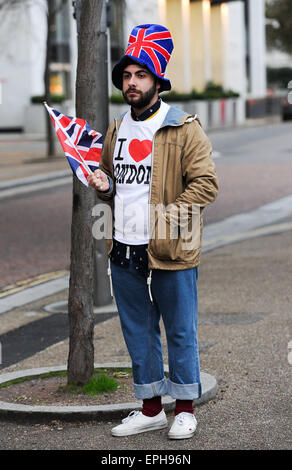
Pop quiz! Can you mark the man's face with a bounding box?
[122,64,160,109]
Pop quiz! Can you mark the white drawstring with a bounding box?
[108,255,153,303]
[185,113,197,123]
[147,269,153,303]
[107,258,114,298]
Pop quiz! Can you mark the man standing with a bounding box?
[88,24,218,439]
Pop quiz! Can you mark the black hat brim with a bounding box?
[112,56,171,93]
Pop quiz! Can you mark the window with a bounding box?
[51,0,71,63]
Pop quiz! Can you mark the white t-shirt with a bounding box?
[113,100,170,245]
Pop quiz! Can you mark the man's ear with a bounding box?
[156,79,161,93]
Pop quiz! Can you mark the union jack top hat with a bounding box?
[112,24,174,92]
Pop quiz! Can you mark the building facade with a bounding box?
[0,0,77,131]
[116,0,267,98]
[0,0,267,131]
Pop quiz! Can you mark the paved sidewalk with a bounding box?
[0,226,291,450]
[0,132,291,451]
[0,133,66,183]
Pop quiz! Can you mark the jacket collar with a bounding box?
[160,104,194,128]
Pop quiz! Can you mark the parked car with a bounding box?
[282,98,292,121]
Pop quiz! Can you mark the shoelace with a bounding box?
[122,410,140,424]
[175,412,195,425]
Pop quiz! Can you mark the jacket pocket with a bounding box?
[148,204,201,262]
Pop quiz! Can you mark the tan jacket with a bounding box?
[97,105,218,270]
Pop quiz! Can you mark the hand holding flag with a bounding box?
[87,169,110,192]
[44,103,103,187]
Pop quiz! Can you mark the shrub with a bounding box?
[110,81,240,103]
[31,95,66,104]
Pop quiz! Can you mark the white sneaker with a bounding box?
[111,409,168,437]
[168,412,197,439]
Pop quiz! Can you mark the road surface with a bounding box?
[1,121,292,289]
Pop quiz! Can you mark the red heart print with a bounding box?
[129,139,152,162]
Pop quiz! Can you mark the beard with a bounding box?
[123,81,157,109]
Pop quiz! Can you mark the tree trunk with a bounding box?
[67,181,96,385]
[67,0,106,386]
[44,0,56,159]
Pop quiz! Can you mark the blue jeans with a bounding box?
[110,258,201,400]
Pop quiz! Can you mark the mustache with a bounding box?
[126,88,141,95]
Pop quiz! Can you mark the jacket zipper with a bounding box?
[106,119,119,298]
[107,117,120,257]
[147,113,196,266]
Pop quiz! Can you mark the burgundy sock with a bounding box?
[142,396,163,417]
[175,399,194,415]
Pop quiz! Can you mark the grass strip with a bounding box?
[0,367,133,398]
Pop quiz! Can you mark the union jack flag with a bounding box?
[44,103,102,187]
[125,25,173,79]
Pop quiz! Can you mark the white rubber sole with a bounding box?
[111,422,168,437]
[168,429,196,439]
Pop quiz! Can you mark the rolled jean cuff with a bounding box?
[167,379,202,400]
[133,377,168,399]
